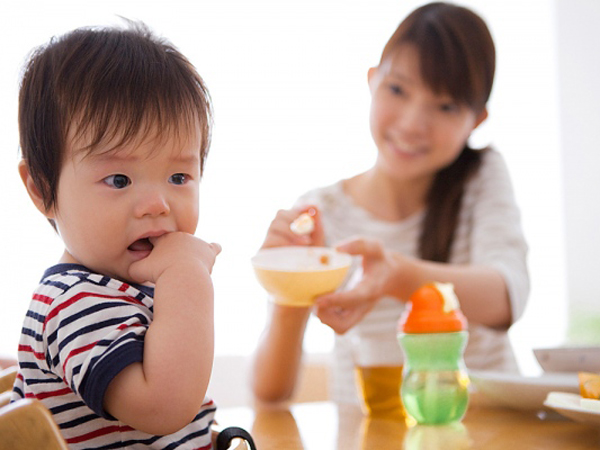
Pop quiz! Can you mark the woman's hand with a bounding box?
[0,356,17,370]
[261,206,325,249]
[315,238,415,334]
[317,237,514,332]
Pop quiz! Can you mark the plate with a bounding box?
[534,346,600,373]
[544,392,600,426]
[468,370,579,411]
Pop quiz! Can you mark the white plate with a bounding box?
[534,346,600,373]
[468,370,580,411]
[544,392,600,426]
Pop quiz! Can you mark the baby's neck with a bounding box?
[58,249,80,265]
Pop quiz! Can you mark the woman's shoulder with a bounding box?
[470,147,514,189]
[478,147,510,175]
[294,179,347,208]
[463,147,519,213]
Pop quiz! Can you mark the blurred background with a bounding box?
[1,0,598,401]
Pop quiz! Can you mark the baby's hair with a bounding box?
[19,20,212,213]
[381,2,495,262]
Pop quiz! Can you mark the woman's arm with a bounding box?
[317,151,527,335]
[251,304,311,403]
[315,238,511,334]
[251,205,325,403]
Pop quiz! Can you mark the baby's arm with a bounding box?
[103,232,220,435]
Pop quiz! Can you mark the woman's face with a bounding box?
[368,44,487,187]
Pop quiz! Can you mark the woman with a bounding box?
[252,2,528,405]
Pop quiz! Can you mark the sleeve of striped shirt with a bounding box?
[43,278,151,418]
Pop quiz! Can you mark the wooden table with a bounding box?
[215,396,600,449]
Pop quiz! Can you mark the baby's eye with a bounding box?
[169,173,188,185]
[104,174,131,189]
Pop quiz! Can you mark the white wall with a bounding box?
[555,0,600,339]
[0,1,571,377]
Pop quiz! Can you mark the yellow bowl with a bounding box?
[251,246,352,307]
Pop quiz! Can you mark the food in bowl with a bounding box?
[251,246,352,307]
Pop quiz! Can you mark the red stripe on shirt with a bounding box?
[31,386,72,400]
[18,344,45,360]
[117,323,144,330]
[62,341,98,374]
[33,293,54,305]
[66,424,135,444]
[44,291,145,330]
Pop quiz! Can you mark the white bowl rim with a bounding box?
[251,246,352,272]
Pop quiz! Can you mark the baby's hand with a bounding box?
[128,232,221,285]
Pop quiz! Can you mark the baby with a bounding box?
[12,22,221,448]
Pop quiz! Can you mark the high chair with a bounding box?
[213,425,257,450]
[0,398,68,450]
[0,392,11,408]
[0,398,255,450]
[0,366,17,394]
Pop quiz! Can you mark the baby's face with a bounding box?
[48,125,202,283]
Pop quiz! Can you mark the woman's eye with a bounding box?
[169,173,188,185]
[389,84,404,96]
[440,102,459,113]
[104,174,131,189]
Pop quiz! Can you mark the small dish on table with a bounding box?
[544,391,600,426]
[468,370,579,411]
[533,346,600,373]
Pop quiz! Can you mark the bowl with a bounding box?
[251,246,352,307]
[534,346,600,373]
[469,370,579,411]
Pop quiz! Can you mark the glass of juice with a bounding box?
[352,334,405,420]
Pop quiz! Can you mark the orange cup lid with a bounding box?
[398,282,467,333]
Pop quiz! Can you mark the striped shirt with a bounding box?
[295,149,530,404]
[11,264,215,449]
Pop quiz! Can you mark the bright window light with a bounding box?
[0,0,565,375]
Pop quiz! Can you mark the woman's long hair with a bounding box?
[380,2,495,262]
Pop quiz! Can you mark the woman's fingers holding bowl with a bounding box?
[315,294,376,334]
[335,237,385,259]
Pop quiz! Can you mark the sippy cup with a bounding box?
[397,282,469,425]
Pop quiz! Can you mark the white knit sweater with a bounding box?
[295,149,529,404]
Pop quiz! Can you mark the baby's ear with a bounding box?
[18,160,55,219]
